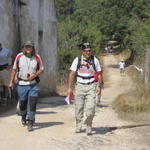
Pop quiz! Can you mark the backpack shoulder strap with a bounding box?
[16,53,24,70]
[76,56,82,72]
[76,55,97,72]
[90,55,97,72]
[17,54,40,71]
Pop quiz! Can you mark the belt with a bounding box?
[18,78,29,82]
[77,75,94,79]
[77,81,95,85]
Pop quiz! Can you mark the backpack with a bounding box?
[16,54,40,82]
[76,55,97,72]
[76,55,99,81]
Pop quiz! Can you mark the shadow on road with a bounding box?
[97,104,108,108]
[34,121,64,130]
[37,96,67,109]
[93,123,150,135]
[0,96,68,117]
[0,107,16,117]
[36,111,57,115]
[107,64,118,69]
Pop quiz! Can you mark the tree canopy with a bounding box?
[55,0,149,50]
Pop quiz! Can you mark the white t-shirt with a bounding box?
[119,61,125,69]
[13,52,44,85]
[70,56,101,84]
[0,48,13,65]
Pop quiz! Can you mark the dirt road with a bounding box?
[0,54,150,150]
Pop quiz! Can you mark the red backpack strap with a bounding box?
[16,53,24,70]
[35,55,41,70]
[90,55,97,72]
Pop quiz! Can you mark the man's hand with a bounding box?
[27,73,37,81]
[8,69,17,89]
[67,88,73,96]
[96,87,101,95]
[8,82,14,89]
[67,70,76,96]
[27,70,43,81]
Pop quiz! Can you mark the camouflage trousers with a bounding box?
[75,82,96,129]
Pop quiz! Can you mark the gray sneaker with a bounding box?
[75,128,81,133]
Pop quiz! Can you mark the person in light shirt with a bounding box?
[0,43,14,101]
[0,43,14,70]
[118,60,125,76]
[67,43,103,135]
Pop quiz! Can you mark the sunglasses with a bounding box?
[83,50,92,52]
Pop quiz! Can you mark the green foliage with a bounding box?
[129,19,150,49]
[57,48,81,84]
[56,0,150,49]
[57,49,80,72]
[55,0,75,21]
[126,18,150,64]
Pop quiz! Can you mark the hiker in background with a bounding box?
[0,43,14,70]
[118,60,125,76]
[8,41,44,132]
[104,46,109,53]
[67,42,103,135]
[0,42,14,102]
[94,67,104,106]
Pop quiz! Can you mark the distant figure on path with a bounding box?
[118,60,125,76]
[94,68,104,106]
[67,42,103,135]
[8,41,44,132]
[104,46,109,53]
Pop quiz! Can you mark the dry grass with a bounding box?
[112,90,150,114]
[113,66,150,114]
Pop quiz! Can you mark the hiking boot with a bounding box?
[86,125,92,135]
[21,115,26,126]
[28,120,34,132]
